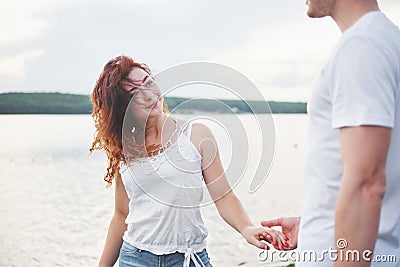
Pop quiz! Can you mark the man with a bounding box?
[262,1,400,266]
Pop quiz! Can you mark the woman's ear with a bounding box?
[162,98,169,113]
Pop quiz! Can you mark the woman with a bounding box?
[90,55,287,267]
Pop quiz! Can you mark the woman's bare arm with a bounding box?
[98,174,130,267]
[191,123,286,250]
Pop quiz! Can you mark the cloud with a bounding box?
[0,0,399,101]
[3,0,300,94]
[0,1,54,46]
[0,51,44,87]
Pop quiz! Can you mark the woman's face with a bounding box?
[122,67,163,122]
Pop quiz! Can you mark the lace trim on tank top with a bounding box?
[131,120,200,175]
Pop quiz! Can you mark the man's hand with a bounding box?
[261,217,300,250]
[241,225,287,251]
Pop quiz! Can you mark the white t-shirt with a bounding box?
[298,11,400,267]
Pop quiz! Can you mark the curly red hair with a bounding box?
[89,55,167,186]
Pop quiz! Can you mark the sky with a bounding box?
[0,0,399,101]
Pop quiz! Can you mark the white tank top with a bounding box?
[120,122,208,266]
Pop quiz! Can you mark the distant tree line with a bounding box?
[0,93,92,114]
[0,93,306,114]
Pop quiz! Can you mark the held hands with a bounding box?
[241,225,289,251]
[261,217,300,250]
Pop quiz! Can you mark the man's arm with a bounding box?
[334,126,391,267]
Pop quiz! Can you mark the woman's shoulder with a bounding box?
[191,122,212,137]
[189,122,216,152]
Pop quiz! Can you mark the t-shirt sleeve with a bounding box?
[330,36,397,129]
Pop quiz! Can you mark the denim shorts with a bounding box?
[119,241,213,267]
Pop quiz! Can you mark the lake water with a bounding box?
[0,114,307,267]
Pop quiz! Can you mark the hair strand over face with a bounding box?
[89,55,156,186]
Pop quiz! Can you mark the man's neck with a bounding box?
[331,0,380,33]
